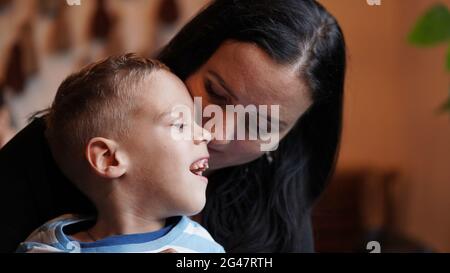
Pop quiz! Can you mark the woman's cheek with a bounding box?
[230,141,265,162]
[185,74,204,98]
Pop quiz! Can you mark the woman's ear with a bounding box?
[85,137,128,179]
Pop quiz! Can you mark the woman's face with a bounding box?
[185,41,313,170]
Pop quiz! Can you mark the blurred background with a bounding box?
[0,0,449,252]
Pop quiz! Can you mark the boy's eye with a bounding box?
[172,123,187,131]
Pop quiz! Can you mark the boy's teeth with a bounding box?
[190,159,209,175]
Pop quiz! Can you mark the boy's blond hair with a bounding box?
[45,53,168,183]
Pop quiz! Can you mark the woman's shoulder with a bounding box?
[0,118,92,253]
[0,117,47,159]
[16,214,85,253]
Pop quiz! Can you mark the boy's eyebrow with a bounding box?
[156,110,175,122]
[156,106,187,122]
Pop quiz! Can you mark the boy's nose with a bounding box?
[193,123,212,144]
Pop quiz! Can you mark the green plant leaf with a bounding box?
[409,3,450,46]
[441,96,450,112]
[438,88,450,113]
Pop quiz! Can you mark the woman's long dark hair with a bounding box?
[158,0,346,252]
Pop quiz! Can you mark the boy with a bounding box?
[17,54,223,253]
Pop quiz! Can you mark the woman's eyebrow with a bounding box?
[207,70,239,101]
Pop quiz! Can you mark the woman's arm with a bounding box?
[0,118,93,253]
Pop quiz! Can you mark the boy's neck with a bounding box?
[91,211,166,239]
[74,202,167,242]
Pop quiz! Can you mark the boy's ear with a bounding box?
[86,137,129,179]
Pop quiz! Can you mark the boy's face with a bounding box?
[122,70,210,217]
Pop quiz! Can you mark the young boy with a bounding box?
[17,54,224,253]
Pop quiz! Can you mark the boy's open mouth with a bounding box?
[189,158,209,176]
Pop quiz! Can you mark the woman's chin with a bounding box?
[207,154,241,171]
[208,155,263,171]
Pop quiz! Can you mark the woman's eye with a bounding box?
[205,80,227,103]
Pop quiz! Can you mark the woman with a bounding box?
[0,0,346,253]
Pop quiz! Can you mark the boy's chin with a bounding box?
[182,200,206,217]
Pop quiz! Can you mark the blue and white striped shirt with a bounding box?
[17,214,225,253]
